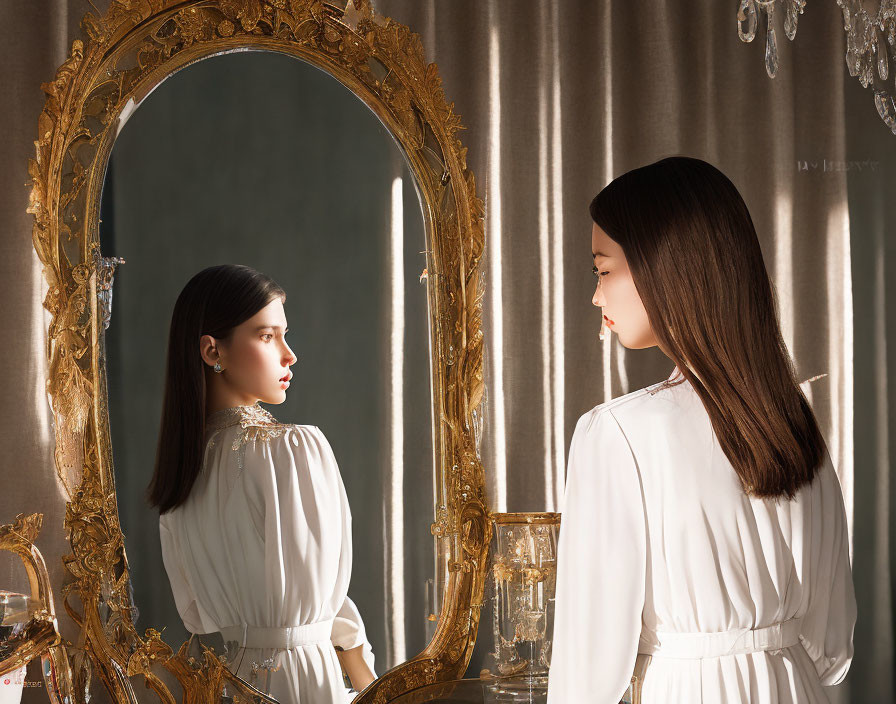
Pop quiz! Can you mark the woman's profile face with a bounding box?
[591,222,658,350]
[203,297,297,406]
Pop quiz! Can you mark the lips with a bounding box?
[279,372,292,382]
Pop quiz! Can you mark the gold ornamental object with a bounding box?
[27,1,489,702]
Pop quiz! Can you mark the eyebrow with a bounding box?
[254,324,288,331]
[592,250,611,259]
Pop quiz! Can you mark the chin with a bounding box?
[613,331,636,350]
[620,335,656,350]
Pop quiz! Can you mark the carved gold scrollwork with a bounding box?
[29,1,488,702]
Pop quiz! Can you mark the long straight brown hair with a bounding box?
[590,156,825,501]
[147,264,286,514]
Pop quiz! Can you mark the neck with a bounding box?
[205,381,259,416]
[670,363,704,386]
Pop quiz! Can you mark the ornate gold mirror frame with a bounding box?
[27,1,489,702]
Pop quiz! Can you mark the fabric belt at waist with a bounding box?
[219,618,334,649]
[637,616,803,659]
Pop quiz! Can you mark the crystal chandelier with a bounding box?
[737,0,896,134]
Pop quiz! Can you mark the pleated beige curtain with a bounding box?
[2,1,894,702]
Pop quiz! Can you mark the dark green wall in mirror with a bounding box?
[99,49,433,674]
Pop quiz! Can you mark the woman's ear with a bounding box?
[198,334,219,368]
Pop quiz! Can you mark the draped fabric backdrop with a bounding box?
[2,1,894,702]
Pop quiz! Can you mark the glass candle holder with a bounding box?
[484,513,560,694]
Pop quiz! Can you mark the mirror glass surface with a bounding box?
[98,49,434,695]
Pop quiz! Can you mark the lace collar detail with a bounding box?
[205,403,279,431]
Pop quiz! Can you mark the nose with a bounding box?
[283,342,297,365]
[592,281,604,307]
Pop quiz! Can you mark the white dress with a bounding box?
[547,366,856,704]
[159,403,376,704]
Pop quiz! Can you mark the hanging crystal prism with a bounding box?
[765,2,779,78]
[738,0,758,42]
[859,17,876,87]
[877,29,889,81]
[873,89,896,133]
[784,0,798,40]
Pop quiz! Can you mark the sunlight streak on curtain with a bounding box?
[773,192,796,356]
[549,0,565,511]
[486,0,507,512]
[537,1,553,509]
[827,199,855,549]
[387,174,406,665]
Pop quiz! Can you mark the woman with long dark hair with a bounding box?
[547,157,856,703]
[148,264,376,704]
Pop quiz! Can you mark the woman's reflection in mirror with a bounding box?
[147,264,376,703]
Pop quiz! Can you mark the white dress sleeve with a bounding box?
[240,424,349,623]
[798,452,857,686]
[159,518,206,634]
[332,595,377,675]
[547,408,647,704]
